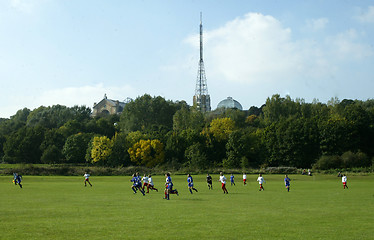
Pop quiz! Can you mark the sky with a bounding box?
[1,0,374,118]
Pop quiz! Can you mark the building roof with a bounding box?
[217,97,243,110]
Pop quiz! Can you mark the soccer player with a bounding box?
[284,175,291,192]
[84,172,92,187]
[13,173,18,185]
[257,174,265,191]
[147,174,158,193]
[243,173,247,185]
[342,174,348,189]
[230,174,235,186]
[164,172,178,200]
[131,173,145,196]
[218,172,228,194]
[206,174,213,190]
[187,174,198,194]
[141,174,149,191]
[13,173,22,188]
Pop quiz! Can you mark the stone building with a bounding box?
[91,94,128,117]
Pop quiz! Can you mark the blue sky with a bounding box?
[1,0,373,118]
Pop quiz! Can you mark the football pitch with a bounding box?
[1,174,373,239]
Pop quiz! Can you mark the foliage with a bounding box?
[120,94,180,133]
[62,133,93,163]
[1,94,374,170]
[90,136,113,165]
[128,139,165,167]
[208,117,235,142]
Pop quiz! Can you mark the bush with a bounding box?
[341,151,370,168]
[314,155,342,170]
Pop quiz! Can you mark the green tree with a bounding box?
[3,126,45,163]
[107,132,131,167]
[62,133,93,163]
[41,145,63,164]
[120,94,180,133]
[185,142,207,169]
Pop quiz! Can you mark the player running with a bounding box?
[342,174,348,189]
[187,174,198,194]
[146,174,158,193]
[284,175,291,192]
[164,172,178,200]
[230,174,235,186]
[243,173,247,185]
[13,173,22,188]
[218,172,228,194]
[206,174,213,190]
[131,173,145,196]
[257,174,265,191]
[141,174,149,191]
[84,172,92,187]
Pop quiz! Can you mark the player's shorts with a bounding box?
[221,183,226,188]
[285,183,290,187]
[166,183,172,189]
[343,182,347,185]
[243,179,246,182]
[85,178,89,181]
[143,183,148,187]
[207,181,212,184]
[188,183,193,187]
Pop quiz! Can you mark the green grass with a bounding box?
[1,174,373,239]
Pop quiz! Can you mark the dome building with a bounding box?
[217,97,243,110]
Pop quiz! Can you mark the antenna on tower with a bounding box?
[193,12,211,112]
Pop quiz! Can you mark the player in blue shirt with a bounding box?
[164,172,178,200]
[187,174,198,194]
[284,175,291,192]
[230,174,235,186]
[131,172,145,196]
[13,173,22,188]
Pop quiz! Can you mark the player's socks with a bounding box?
[189,189,193,194]
[132,187,137,193]
[193,188,198,192]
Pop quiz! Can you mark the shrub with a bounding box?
[314,155,342,170]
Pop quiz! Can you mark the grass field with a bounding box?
[1,174,374,239]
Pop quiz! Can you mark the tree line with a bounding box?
[0,94,373,170]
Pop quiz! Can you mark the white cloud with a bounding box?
[306,18,329,31]
[326,29,374,60]
[35,84,137,108]
[356,6,374,23]
[10,0,34,13]
[1,83,137,118]
[184,12,373,86]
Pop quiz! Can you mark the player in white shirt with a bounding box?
[243,173,247,185]
[218,172,228,194]
[84,172,92,187]
[257,174,265,191]
[141,174,149,191]
[146,174,158,193]
[342,174,348,189]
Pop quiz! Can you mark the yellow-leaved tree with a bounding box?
[208,117,235,141]
[91,136,113,165]
[128,139,164,167]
